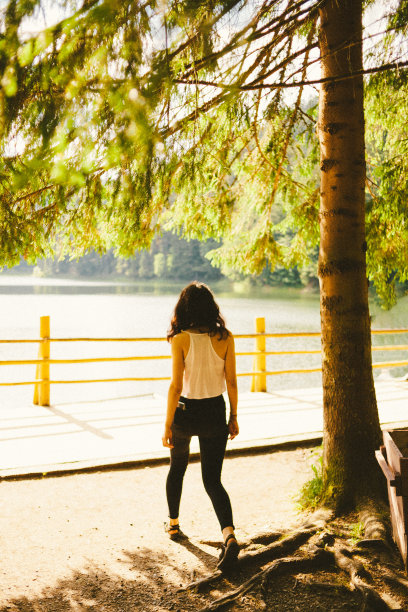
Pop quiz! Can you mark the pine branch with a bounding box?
[252,43,280,171]
[264,19,317,211]
[166,0,244,62]
[9,169,105,213]
[247,40,318,89]
[174,0,319,82]
[251,0,322,41]
[161,92,227,138]
[172,6,318,92]
[13,185,56,205]
[175,60,408,91]
[174,0,276,79]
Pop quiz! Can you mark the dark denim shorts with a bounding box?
[172,394,228,438]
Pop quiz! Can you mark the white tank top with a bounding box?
[181,332,226,399]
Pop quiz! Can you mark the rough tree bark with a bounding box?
[317,0,383,511]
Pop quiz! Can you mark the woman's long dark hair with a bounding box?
[167,281,228,341]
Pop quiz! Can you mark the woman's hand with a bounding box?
[228,416,239,440]
[162,424,174,448]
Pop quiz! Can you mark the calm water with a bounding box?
[1,276,407,407]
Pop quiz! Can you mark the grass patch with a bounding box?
[349,522,365,544]
[296,451,323,510]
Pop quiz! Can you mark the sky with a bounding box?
[0,0,400,41]
[0,0,405,116]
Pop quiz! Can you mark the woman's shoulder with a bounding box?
[226,330,235,343]
[171,331,190,345]
[222,331,235,350]
[214,329,234,345]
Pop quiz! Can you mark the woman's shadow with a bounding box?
[175,531,219,568]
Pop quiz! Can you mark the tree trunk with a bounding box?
[317,0,382,511]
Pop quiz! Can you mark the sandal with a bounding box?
[164,522,183,541]
[217,533,240,571]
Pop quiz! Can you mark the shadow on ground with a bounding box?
[3,534,407,612]
[0,543,216,612]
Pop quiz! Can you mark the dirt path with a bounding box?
[0,444,319,611]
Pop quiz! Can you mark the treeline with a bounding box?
[5,232,320,289]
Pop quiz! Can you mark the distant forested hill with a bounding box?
[1,232,319,290]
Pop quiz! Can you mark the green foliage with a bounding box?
[389,0,408,29]
[0,0,406,307]
[9,228,316,288]
[365,67,408,307]
[138,251,154,279]
[296,452,324,511]
[0,0,321,278]
[349,522,365,544]
[153,252,167,278]
[0,0,162,265]
[16,231,226,282]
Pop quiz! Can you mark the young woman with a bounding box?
[162,281,240,570]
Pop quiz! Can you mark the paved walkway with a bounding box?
[1,380,408,478]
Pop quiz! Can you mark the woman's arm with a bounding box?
[162,334,185,448]
[225,333,239,439]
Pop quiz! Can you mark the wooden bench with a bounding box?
[376,429,408,572]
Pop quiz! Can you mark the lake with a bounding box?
[1,276,407,407]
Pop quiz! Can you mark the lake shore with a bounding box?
[0,272,321,300]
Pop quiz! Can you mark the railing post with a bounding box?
[251,316,267,392]
[33,315,50,406]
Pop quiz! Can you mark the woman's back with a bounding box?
[180,330,228,399]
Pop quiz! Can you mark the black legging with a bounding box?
[166,395,234,530]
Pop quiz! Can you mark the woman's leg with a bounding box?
[198,431,234,531]
[166,427,191,522]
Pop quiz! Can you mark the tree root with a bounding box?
[332,545,370,580]
[199,540,397,612]
[177,569,222,593]
[302,579,351,595]
[198,549,330,612]
[382,568,408,594]
[358,500,389,542]
[246,529,284,546]
[239,525,320,567]
[332,545,392,612]
[355,539,392,553]
[180,525,321,594]
[179,509,332,596]
[351,576,392,612]
[181,508,403,612]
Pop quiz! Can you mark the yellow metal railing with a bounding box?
[1,316,408,406]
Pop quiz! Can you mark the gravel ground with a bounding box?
[0,445,319,611]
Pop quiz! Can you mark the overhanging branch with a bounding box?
[174,60,408,91]
[174,0,320,82]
